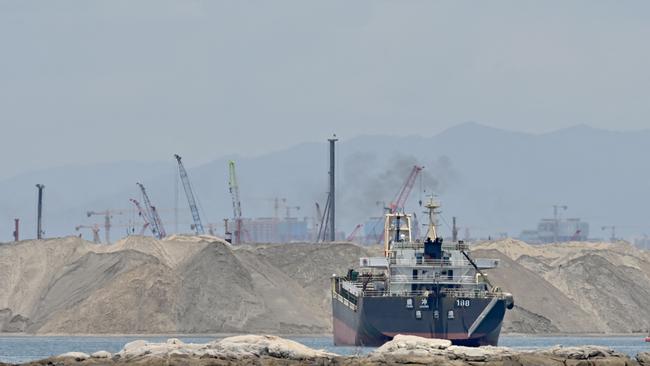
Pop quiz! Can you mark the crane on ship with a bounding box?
[174,154,205,235]
[136,183,166,239]
[228,160,244,244]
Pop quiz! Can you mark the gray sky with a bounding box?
[1,1,649,180]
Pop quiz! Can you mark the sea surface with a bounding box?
[0,335,648,364]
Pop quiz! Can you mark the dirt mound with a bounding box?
[0,236,648,334]
[473,239,650,333]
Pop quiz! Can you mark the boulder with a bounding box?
[373,334,452,355]
[90,350,112,358]
[212,334,335,359]
[58,352,90,361]
[638,352,650,366]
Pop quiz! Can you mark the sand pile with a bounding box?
[0,236,369,334]
[0,236,648,334]
[474,239,650,333]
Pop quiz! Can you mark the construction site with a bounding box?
[6,138,441,247]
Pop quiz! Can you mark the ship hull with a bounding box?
[333,294,507,347]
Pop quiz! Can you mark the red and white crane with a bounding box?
[129,198,152,236]
[136,183,166,239]
[389,165,424,213]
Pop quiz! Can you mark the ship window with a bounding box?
[406,299,413,309]
[448,310,454,319]
[415,310,422,319]
[434,310,439,319]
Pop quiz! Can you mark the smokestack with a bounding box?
[13,218,19,242]
[452,216,458,243]
[35,184,45,240]
[328,136,338,242]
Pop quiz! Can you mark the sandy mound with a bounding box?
[473,239,650,333]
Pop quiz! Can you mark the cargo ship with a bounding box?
[332,198,514,346]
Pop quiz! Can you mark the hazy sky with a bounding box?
[1,1,649,180]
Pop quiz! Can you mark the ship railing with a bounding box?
[389,275,477,285]
[357,289,499,298]
[389,258,471,267]
[332,291,358,311]
[441,288,506,299]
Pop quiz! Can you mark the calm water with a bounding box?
[0,335,648,364]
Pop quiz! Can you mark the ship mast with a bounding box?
[424,197,440,240]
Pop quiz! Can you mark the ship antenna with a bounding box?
[424,196,440,240]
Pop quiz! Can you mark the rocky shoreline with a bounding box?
[8,334,650,366]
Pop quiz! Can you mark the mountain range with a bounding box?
[1,122,649,242]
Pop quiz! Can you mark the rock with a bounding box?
[373,334,452,355]
[544,345,617,359]
[58,351,90,361]
[447,345,512,361]
[90,350,111,358]
[638,352,650,366]
[213,334,335,360]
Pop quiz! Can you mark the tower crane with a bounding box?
[285,205,300,218]
[136,183,166,239]
[174,154,205,235]
[228,161,244,244]
[86,209,127,243]
[75,224,101,244]
[389,165,424,213]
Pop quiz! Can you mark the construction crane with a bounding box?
[174,154,205,235]
[316,194,331,243]
[389,166,423,213]
[346,224,363,242]
[136,183,166,239]
[75,224,101,244]
[86,210,126,243]
[570,229,582,241]
[228,161,244,244]
[285,205,300,218]
[129,198,153,236]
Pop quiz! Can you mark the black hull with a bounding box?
[333,294,507,347]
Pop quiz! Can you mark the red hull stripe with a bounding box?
[333,317,357,345]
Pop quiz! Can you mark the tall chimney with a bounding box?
[452,216,458,242]
[13,218,19,242]
[36,184,45,239]
[328,136,338,242]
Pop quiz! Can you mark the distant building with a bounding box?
[243,217,309,243]
[519,218,589,244]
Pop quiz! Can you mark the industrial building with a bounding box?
[519,217,590,243]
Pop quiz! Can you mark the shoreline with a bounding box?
[1,332,648,337]
[6,334,649,366]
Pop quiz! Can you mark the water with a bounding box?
[0,335,648,364]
